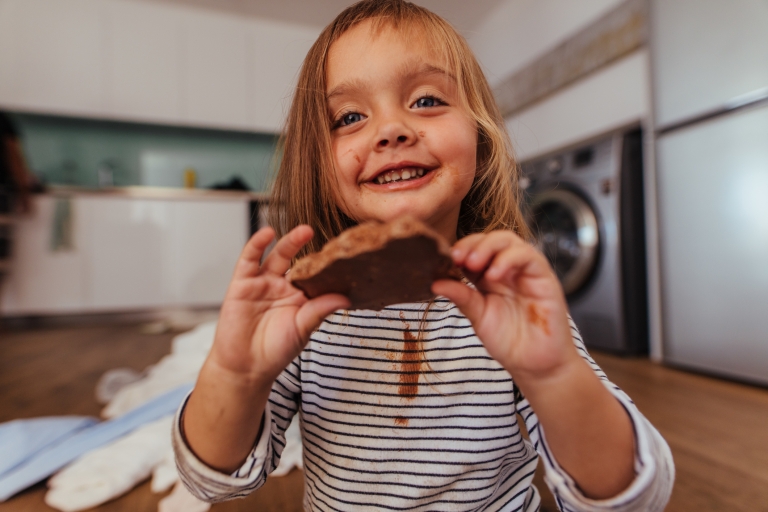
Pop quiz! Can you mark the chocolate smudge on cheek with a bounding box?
[346,148,361,163]
[418,131,426,137]
[398,327,421,399]
[527,303,551,335]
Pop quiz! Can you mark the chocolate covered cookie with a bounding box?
[289,216,462,310]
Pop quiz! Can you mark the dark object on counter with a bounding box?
[0,113,18,215]
[289,216,462,310]
[0,223,10,259]
[1,112,41,274]
[1,112,40,214]
[209,176,251,191]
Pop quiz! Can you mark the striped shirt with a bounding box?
[174,299,674,511]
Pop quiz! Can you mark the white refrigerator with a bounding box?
[651,0,768,385]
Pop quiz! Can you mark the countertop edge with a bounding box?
[40,185,270,202]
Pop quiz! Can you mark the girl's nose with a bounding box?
[378,134,408,147]
[375,118,417,150]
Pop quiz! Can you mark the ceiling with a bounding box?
[140,0,507,35]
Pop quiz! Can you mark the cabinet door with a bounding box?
[0,0,106,116]
[247,20,318,132]
[657,105,768,385]
[651,0,768,127]
[80,196,175,310]
[0,0,14,102]
[105,0,183,123]
[182,10,250,130]
[0,196,88,314]
[170,200,248,305]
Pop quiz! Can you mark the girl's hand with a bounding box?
[209,225,350,384]
[432,231,579,383]
[435,232,637,499]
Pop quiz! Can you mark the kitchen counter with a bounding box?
[1,190,259,316]
[44,185,269,202]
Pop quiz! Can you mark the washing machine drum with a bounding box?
[530,189,600,296]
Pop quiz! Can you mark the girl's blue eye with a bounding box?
[338,112,363,126]
[412,96,442,108]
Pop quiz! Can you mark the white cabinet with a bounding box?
[0,192,250,315]
[0,0,318,132]
[247,20,316,132]
[79,197,175,310]
[105,0,183,124]
[169,200,247,304]
[0,0,106,116]
[656,105,768,384]
[182,10,251,130]
[0,196,88,313]
[651,0,768,128]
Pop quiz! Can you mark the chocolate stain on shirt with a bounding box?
[399,327,421,399]
[527,303,551,335]
[394,416,409,426]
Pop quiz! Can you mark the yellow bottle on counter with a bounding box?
[183,168,197,188]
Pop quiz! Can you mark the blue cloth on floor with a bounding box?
[0,417,98,478]
[0,383,193,502]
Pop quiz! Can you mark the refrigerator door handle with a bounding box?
[657,86,768,136]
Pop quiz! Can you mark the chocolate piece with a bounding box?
[289,216,462,310]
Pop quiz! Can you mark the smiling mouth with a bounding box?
[373,167,428,185]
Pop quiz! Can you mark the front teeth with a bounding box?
[375,167,425,184]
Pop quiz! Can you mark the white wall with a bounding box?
[507,50,650,161]
[468,0,648,161]
[468,0,625,86]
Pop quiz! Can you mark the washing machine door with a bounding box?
[530,189,599,296]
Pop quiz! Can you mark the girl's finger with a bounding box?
[450,233,486,265]
[295,294,351,341]
[432,279,486,327]
[484,243,553,284]
[232,226,277,279]
[461,231,524,275]
[260,225,314,276]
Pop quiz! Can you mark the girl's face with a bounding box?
[326,20,477,243]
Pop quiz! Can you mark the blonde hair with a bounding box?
[269,0,530,258]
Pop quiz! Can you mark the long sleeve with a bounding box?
[517,318,675,512]
[172,358,302,503]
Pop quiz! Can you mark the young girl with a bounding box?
[173,1,674,510]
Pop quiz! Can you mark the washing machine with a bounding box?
[520,128,648,355]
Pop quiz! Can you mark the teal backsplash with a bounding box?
[7,112,278,191]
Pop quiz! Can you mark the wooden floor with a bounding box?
[1,322,767,511]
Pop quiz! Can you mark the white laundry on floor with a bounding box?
[0,417,97,479]
[0,385,191,503]
[95,368,144,405]
[102,321,217,419]
[45,416,172,512]
[159,481,211,512]
[151,449,178,494]
[44,319,304,512]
